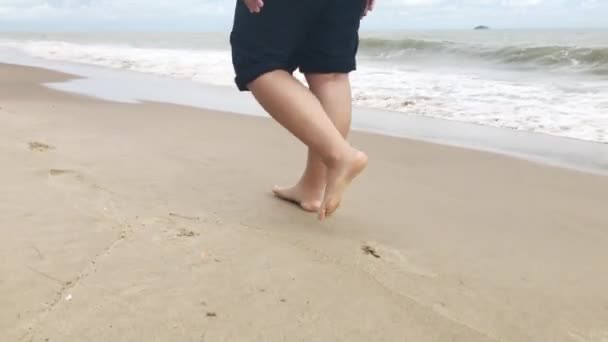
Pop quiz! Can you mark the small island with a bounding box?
[474,25,490,30]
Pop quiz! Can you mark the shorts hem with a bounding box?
[298,60,357,75]
[234,63,292,91]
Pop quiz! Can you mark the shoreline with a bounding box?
[1,49,607,176]
[2,63,608,341]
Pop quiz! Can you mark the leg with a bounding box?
[307,73,353,138]
[249,70,367,219]
[273,73,353,212]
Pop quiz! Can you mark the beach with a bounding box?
[1,62,608,341]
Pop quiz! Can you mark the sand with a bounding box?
[1,63,608,342]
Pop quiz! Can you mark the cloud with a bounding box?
[0,0,227,19]
[0,0,606,30]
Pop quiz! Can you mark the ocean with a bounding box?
[1,29,607,143]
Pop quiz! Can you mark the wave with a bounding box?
[1,37,606,143]
[360,38,608,75]
[0,39,237,86]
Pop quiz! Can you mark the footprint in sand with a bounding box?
[177,228,199,238]
[48,169,85,183]
[49,169,78,176]
[28,141,54,152]
[169,212,201,221]
[569,330,608,342]
[362,244,382,259]
[47,168,112,199]
[361,242,439,278]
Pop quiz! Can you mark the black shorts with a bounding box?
[229,0,364,91]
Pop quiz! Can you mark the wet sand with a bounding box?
[1,63,608,342]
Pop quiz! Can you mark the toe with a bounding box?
[325,200,340,217]
[318,205,326,220]
[272,185,291,199]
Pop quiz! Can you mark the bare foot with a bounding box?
[273,184,323,212]
[319,149,368,220]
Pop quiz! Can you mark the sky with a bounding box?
[0,0,607,31]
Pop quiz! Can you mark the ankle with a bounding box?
[323,145,355,168]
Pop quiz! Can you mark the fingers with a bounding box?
[244,0,264,13]
[361,0,374,18]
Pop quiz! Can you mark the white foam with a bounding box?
[0,39,236,87]
[1,38,607,144]
[350,62,608,143]
[1,49,607,175]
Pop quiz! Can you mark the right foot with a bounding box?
[273,184,323,213]
[319,149,368,220]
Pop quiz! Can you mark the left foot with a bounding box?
[319,149,368,220]
[272,184,323,212]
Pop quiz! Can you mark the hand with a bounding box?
[243,0,264,13]
[362,0,375,18]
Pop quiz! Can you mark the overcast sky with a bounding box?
[1,0,607,31]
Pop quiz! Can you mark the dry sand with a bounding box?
[1,63,608,342]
